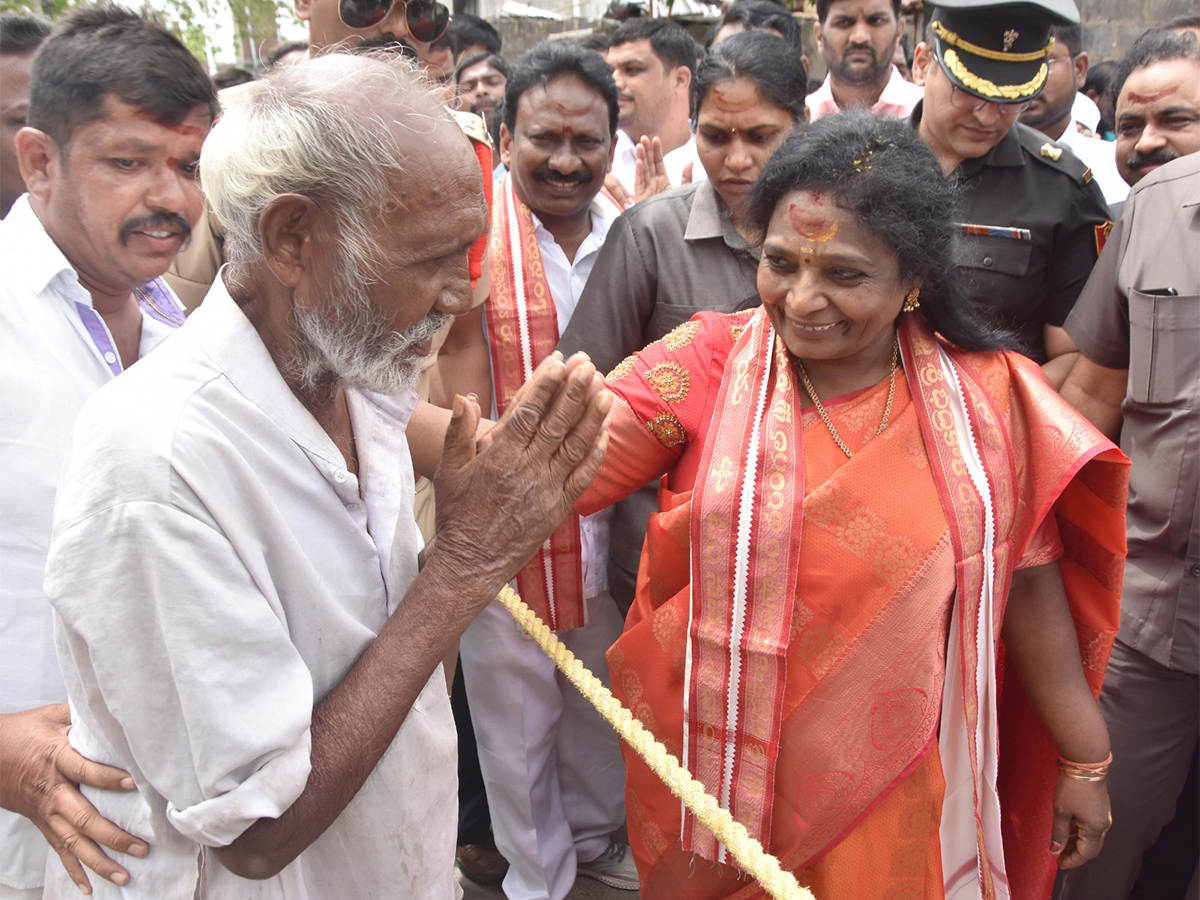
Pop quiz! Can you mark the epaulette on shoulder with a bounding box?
[1015,123,1092,185]
[448,107,492,148]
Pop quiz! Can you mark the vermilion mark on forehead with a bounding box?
[562,125,573,136]
[134,112,207,138]
[788,201,838,242]
[1126,88,1175,104]
[709,83,757,113]
[551,102,593,117]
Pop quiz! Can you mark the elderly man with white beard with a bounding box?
[39,53,610,900]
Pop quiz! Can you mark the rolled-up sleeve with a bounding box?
[46,500,315,848]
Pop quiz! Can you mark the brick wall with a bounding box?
[1076,0,1194,62]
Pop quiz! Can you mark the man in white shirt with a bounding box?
[606,18,703,199]
[1019,23,1128,206]
[806,0,923,120]
[465,42,637,900]
[0,11,50,219]
[0,9,217,898]
[41,52,610,900]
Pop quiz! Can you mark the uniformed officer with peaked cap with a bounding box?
[911,0,1111,373]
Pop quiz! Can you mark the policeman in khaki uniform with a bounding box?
[911,0,1110,375]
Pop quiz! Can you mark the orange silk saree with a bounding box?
[577,308,1128,900]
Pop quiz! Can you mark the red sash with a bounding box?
[483,175,586,629]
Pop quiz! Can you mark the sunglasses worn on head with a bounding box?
[338,0,449,42]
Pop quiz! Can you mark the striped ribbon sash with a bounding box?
[484,175,586,631]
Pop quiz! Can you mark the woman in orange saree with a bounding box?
[574,114,1129,900]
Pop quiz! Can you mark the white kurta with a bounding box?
[42,275,459,900]
[0,196,183,892]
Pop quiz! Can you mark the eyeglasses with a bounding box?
[338,0,449,42]
[949,85,1033,118]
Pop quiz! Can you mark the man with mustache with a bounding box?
[0,8,217,898]
[40,52,609,900]
[456,51,508,132]
[1111,28,1200,190]
[460,41,638,900]
[911,0,1111,380]
[806,0,923,120]
[1056,27,1200,900]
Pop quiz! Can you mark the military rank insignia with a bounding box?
[1095,221,1113,255]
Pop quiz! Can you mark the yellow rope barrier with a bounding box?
[497,584,816,900]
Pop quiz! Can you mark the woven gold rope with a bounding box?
[496,584,816,900]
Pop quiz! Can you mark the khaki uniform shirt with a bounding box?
[1065,152,1200,673]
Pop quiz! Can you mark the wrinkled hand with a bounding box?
[1050,775,1111,869]
[604,171,632,210]
[432,352,611,601]
[632,136,673,205]
[0,705,148,894]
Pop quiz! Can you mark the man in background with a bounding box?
[0,8,216,897]
[606,18,701,198]
[456,50,508,130]
[447,12,501,63]
[806,0,922,120]
[0,10,50,218]
[1019,23,1127,205]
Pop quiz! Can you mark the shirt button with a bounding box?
[1190,563,1200,578]
[104,351,117,364]
[982,257,994,268]
[333,468,349,483]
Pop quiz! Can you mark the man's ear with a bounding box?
[912,42,933,87]
[258,193,320,288]
[294,0,312,24]
[15,127,59,201]
[813,21,824,54]
[673,63,692,94]
[1074,51,1088,90]
[499,121,513,170]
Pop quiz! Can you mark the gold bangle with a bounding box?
[1058,751,1112,780]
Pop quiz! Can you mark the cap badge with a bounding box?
[1040,143,1063,161]
[1003,30,1019,52]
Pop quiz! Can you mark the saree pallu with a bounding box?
[578,309,1128,900]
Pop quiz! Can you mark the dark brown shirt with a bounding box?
[1065,152,1200,673]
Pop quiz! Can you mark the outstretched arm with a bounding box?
[214,354,610,880]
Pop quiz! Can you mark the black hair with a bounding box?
[28,5,217,154]
[1113,28,1200,103]
[578,33,610,54]
[503,40,619,137]
[816,0,901,24]
[609,18,698,75]
[706,0,804,56]
[489,96,505,149]
[691,31,807,122]
[1160,13,1200,32]
[0,10,51,54]
[446,13,501,57]
[455,50,509,83]
[265,40,308,68]
[212,65,256,90]
[748,112,1009,352]
[1083,58,1117,97]
[1051,23,1082,58]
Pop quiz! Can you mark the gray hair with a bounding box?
[200,52,450,285]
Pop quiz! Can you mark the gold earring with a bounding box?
[903,287,921,313]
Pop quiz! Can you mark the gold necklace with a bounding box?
[796,337,900,459]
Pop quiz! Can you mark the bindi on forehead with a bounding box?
[782,202,840,244]
[1126,87,1175,105]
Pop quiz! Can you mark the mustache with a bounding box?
[534,168,592,185]
[1126,147,1177,171]
[844,43,877,59]
[354,37,417,57]
[119,212,192,246]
